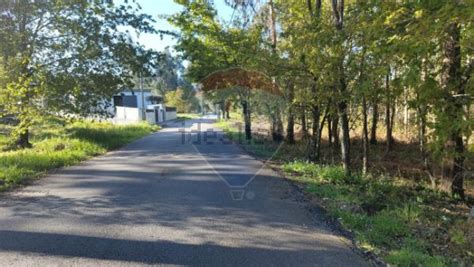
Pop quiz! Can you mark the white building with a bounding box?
[111,89,176,124]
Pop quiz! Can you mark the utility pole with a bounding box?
[140,71,145,120]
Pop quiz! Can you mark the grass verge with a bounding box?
[177,113,201,121]
[214,119,280,159]
[0,118,159,191]
[282,161,472,266]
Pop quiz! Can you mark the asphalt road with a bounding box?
[0,117,369,266]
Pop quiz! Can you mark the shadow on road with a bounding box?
[0,230,350,265]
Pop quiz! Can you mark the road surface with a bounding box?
[0,118,369,266]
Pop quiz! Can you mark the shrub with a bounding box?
[385,247,447,267]
[365,210,410,247]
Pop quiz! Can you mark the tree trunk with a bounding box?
[242,100,252,140]
[370,101,378,145]
[220,101,226,120]
[328,113,339,163]
[286,112,295,144]
[331,0,350,175]
[271,107,284,142]
[391,101,396,139]
[362,96,369,175]
[225,101,231,119]
[327,116,332,146]
[331,114,339,159]
[338,100,351,174]
[418,107,427,162]
[417,103,435,187]
[16,129,31,148]
[404,90,409,135]
[309,104,321,161]
[286,85,295,144]
[268,0,284,143]
[385,71,394,151]
[385,100,393,150]
[441,22,465,198]
[14,12,32,149]
[300,107,308,137]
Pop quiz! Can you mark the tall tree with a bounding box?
[331,0,351,175]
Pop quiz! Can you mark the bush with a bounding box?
[385,247,447,267]
[283,161,361,185]
[365,210,410,246]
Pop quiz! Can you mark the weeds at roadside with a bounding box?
[0,118,159,191]
[282,161,472,266]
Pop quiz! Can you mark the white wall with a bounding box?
[166,111,177,121]
[107,91,154,117]
[114,107,142,124]
[113,104,177,124]
[146,111,156,125]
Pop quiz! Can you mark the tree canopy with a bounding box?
[170,0,473,198]
[0,0,159,146]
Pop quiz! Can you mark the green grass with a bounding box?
[0,124,13,149]
[215,119,280,159]
[282,161,471,266]
[0,119,159,191]
[177,113,201,121]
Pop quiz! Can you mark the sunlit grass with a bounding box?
[282,161,470,265]
[0,119,159,191]
[177,113,201,121]
[215,119,278,159]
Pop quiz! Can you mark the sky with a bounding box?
[118,0,235,53]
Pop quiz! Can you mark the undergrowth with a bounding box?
[282,161,472,266]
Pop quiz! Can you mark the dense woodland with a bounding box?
[170,0,473,199]
[171,2,473,262]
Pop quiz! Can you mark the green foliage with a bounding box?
[165,87,200,113]
[173,0,472,197]
[393,203,422,224]
[215,119,277,159]
[282,161,470,264]
[67,121,158,150]
[385,247,447,267]
[0,1,157,143]
[177,113,201,121]
[366,210,410,247]
[283,161,360,185]
[332,209,370,232]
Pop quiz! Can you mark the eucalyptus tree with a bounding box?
[170,0,273,140]
[152,48,181,95]
[172,0,473,197]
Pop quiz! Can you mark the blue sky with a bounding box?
[118,0,235,52]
